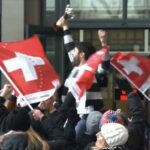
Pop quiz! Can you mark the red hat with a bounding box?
[100,109,125,126]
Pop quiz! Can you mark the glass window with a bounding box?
[72,30,80,43]
[45,0,55,24]
[46,0,55,11]
[45,37,56,65]
[128,0,150,19]
[70,0,123,19]
[148,30,150,52]
[38,35,57,67]
[108,30,144,52]
[71,29,145,52]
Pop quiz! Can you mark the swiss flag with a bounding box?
[111,52,150,98]
[0,35,45,57]
[0,35,60,107]
[69,46,109,101]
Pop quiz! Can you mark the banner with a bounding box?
[0,35,60,107]
[111,52,150,101]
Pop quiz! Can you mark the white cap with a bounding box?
[101,123,128,147]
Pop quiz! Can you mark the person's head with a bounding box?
[26,127,49,150]
[95,123,128,149]
[4,95,17,110]
[52,85,63,109]
[6,108,31,132]
[38,93,58,111]
[100,109,126,127]
[85,111,103,136]
[73,42,96,66]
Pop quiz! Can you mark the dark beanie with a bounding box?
[76,42,96,60]
[6,108,31,132]
[7,95,17,103]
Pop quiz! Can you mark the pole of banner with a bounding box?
[141,92,150,101]
[124,77,150,101]
[123,77,150,101]
[0,67,33,110]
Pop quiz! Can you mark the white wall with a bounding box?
[1,0,24,86]
[1,0,24,42]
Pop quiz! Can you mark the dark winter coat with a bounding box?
[125,92,147,150]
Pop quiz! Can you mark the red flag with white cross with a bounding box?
[0,35,60,107]
[111,52,150,100]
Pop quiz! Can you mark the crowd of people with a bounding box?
[0,6,149,150]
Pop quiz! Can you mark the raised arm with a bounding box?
[56,5,78,64]
[98,30,107,47]
[0,84,12,98]
[97,30,110,74]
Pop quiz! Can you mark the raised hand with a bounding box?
[32,109,44,121]
[98,30,107,46]
[64,4,75,19]
[56,4,75,29]
[0,84,13,97]
[56,16,67,28]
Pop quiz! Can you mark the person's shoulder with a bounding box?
[0,131,28,150]
[3,131,28,142]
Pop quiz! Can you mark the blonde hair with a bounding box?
[26,127,49,150]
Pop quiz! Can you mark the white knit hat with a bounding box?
[101,123,128,147]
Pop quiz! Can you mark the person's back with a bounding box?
[0,128,50,150]
[125,92,147,150]
[0,131,28,150]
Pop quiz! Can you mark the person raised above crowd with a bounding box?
[55,5,110,143]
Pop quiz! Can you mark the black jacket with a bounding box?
[125,92,147,150]
[0,97,11,133]
[40,92,79,141]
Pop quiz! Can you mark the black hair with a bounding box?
[76,42,96,60]
[6,108,31,132]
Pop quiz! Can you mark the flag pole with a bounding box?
[141,92,150,102]
[0,67,33,110]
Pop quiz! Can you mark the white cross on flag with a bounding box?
[68,46,109,101]
[111,52,150,100]
[0,35,60,107]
